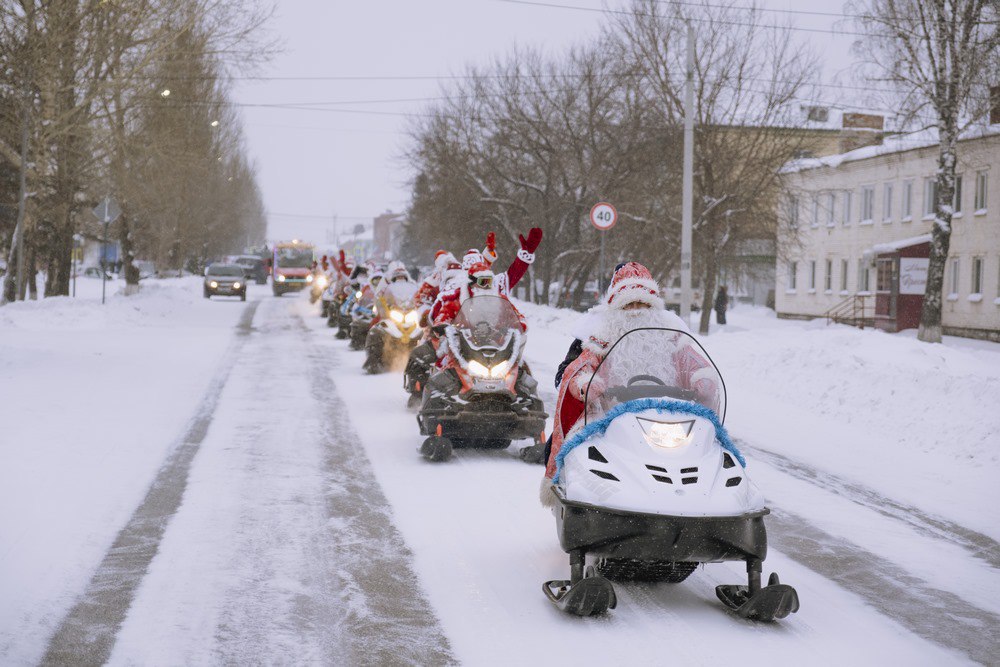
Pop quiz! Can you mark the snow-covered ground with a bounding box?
[1,280,998,665]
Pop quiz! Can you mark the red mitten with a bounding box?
[484,231,498,263]
[518,227,543,253]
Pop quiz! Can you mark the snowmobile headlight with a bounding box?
[405,310,420,325]
[210,281,218,288]
[355,290,363,299]
[490,360,510,378]
[468,360,491,378]
[316,275,328,288]
[390,309,404,323]
[306,274,314,283]
[637,418,695,449]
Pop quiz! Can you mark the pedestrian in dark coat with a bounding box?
[714,285,729,325]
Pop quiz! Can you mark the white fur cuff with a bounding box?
[517,248,535,264]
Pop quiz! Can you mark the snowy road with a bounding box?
[11,288,999,665]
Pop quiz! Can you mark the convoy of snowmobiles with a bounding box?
[304,235,798,624]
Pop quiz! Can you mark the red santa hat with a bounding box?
[434,251,459,271]
[461,248,486,270]
[605,262,664,310]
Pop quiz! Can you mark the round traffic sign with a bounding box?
[590,202,617,231]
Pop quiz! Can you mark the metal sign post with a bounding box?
[590,202,618,292]
[92,197,122,305]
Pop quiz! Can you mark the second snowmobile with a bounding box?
[416,296,547,462]
[364,281,423,374]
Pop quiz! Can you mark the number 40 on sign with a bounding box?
[590,202,617,231]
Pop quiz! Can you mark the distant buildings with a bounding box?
[776,124,999,341]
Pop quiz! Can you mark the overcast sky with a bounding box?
[234,0,856,245]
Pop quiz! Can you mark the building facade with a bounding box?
[776,128,999,341]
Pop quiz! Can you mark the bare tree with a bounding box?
[851,0,1000,342]
[615,0,820,334]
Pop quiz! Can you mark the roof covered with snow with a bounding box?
[782,123,1000,174]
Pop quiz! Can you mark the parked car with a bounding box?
[204,263,247,301]
[231,255,268,284]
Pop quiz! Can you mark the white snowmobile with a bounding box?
[543,327,799,621]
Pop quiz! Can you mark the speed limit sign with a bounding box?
[590,202,617,231]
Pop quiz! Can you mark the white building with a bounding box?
[776,126,1000,342]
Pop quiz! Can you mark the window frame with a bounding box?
[924,177,938,218]
[953,174,963,216]
[971,256,983,296]
[809,260,817,292]
[883,182,894,222]
[974,170,988,213]
[948,257,960,298]
[840,258,849,293]
[860,185,875,224]
[902,179,913,220]
[787,261,798,291]
[842,190,853,225]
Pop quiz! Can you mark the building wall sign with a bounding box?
[899,257,929,295]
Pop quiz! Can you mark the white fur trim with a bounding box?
[539,477,558,508]
[516,248,535,264]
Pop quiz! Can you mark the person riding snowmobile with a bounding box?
[542,262,720,484]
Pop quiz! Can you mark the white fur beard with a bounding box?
[587,307,677,352]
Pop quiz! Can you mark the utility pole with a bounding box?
[14,72,31,301]
[680,24,695,325]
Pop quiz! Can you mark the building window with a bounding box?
[948,257,960,296]
[971,257,983,295]
[812,195,820,227]
[840,258,849,291]
[809,260,817,291]
[788,195,800,227]
[861,186,875,223]
[824,259,833,291]
[902,180,913,220]
[876,260,893,292]
[826,193,835,226]
[883,183,893,222]
[975,170,988,212]
[842,190,853,225]
[788,261,798,290]
[924,177,938,217]
[953,174,963,215]
[858,259,870,292]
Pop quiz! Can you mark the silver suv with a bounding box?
[204,263,247,301]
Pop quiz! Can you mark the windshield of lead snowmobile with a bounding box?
[584,328,726,424]
[451,296,521,349]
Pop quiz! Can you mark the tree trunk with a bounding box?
[917,122,958,344]
[119,214,140,295]
[698,250,718,335]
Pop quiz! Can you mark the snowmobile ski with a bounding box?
[420,436,453,462]
[716,572,799,622]
[543,576,617,617]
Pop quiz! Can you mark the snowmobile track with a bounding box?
[736,439,1000,570]
[39,299,262,667]
[296,311,457,666]
[765,505,1000,665]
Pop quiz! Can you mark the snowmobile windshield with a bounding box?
[385,281,418,309]
[584,328,726,424]
[451,296,521,349]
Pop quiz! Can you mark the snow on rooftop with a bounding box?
[870,234,933,254]
[783,122,1000,174]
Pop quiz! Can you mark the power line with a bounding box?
[495,0,888,38]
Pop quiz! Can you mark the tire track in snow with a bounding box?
[39,299,262,667]
[763,505,1000,665]
[736,439,1000,570]
[296,310,457,666]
